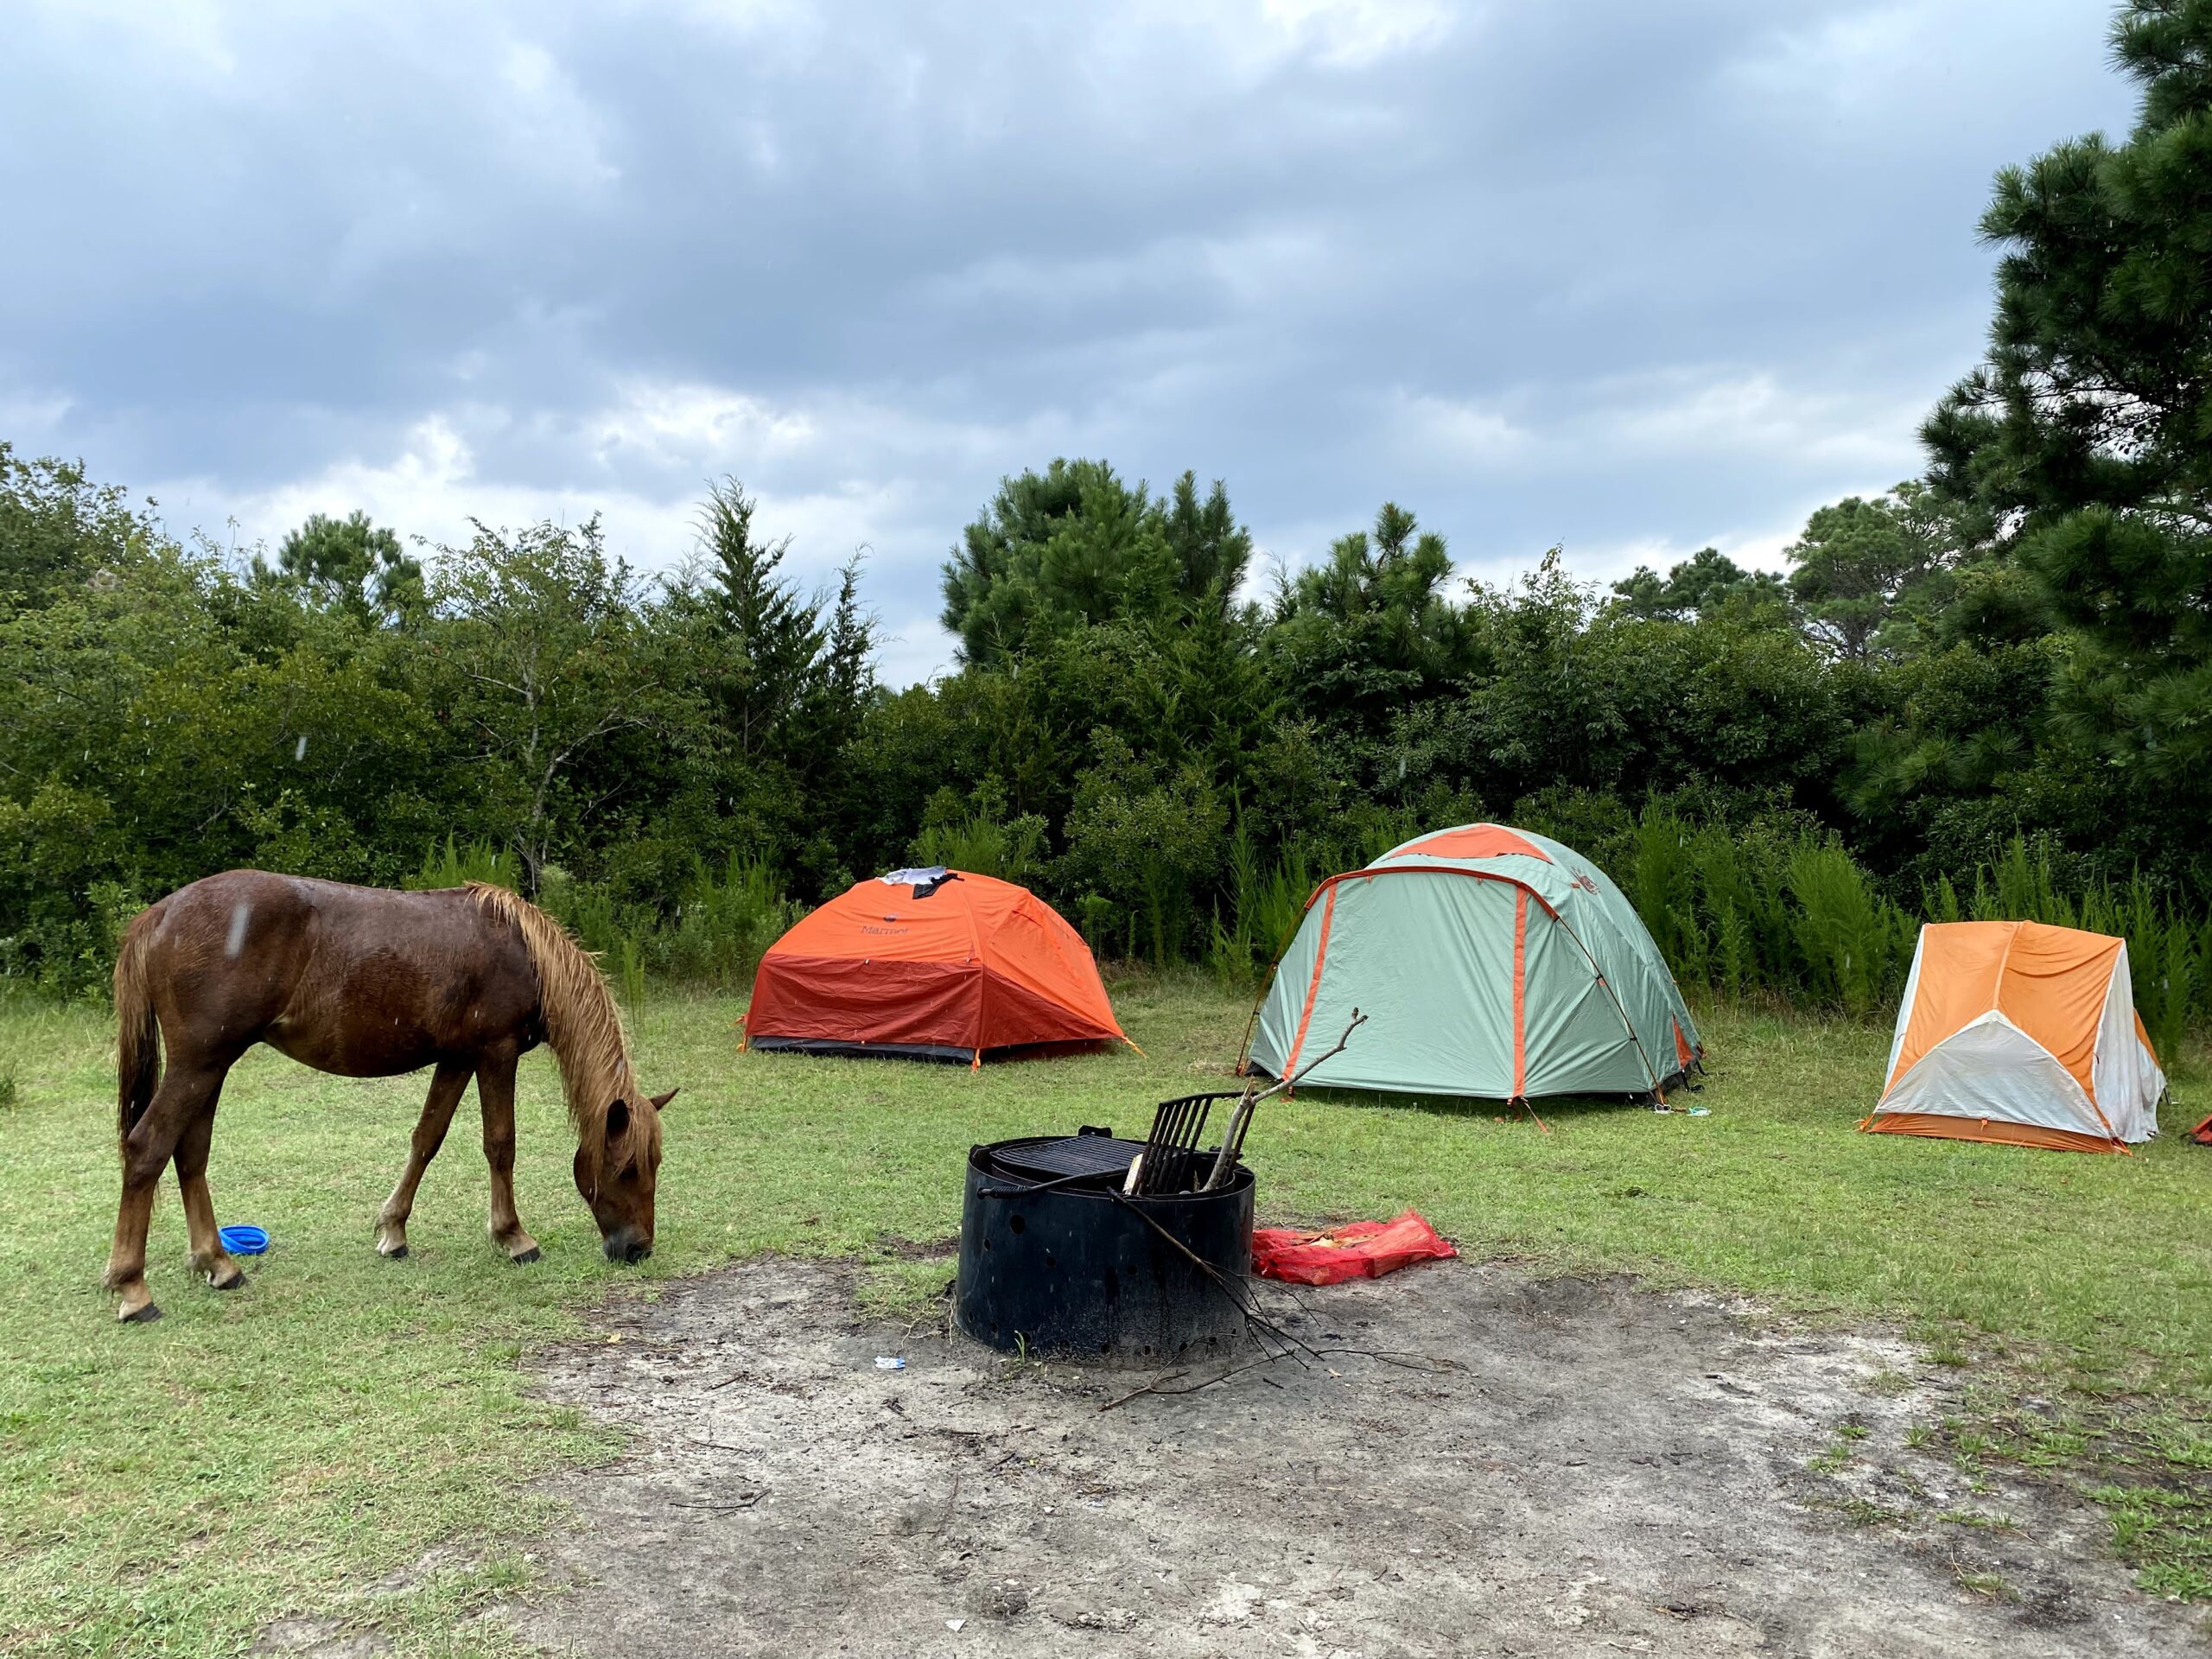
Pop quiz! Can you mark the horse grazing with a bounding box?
[107,871,676,1323]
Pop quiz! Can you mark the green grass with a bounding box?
[0,979,2207,1653]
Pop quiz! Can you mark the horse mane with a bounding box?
[465,883,643,1151]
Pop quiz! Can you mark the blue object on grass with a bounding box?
[219,1224,270,1255]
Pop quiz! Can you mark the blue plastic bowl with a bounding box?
[219,1224,270,1255]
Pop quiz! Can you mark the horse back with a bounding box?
[142,872,541,1077]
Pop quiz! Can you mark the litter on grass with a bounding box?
[875,1357,906,1370]
[1251,1209,1457,1286]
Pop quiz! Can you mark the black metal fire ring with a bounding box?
[954,1138,1255,1365]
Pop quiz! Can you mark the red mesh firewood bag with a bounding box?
[1251,1209,1458,1286]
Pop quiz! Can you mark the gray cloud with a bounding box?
[0,1,2136,683]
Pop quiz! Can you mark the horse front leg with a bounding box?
[475,1049,539,1264]
[375,1059,474,1259]
[173,1097,245,1291]
[107,1059,226,1322]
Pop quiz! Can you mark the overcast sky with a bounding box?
[2,1,2133,684]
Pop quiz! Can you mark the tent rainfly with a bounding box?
[743,868,1130,1065]
[1863,919,2165,1154]
[1243,823,1701,1102]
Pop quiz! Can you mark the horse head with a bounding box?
[575,1087,676,1262]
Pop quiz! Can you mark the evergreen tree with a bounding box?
[1160,469,1253,608]
[1611,547,1791,625]
[1268,502,1469,741]
[940,460,1250,665]
[691,480,828,760]
[1783,483,1974,660]
[1923,0,2212,788]
[821,552,877,719]
[256,510,423,624]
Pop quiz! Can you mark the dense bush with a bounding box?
[3,445,2208,1041]
[1614,809,2209,1058]
[401,837,798,1007]
[1191,792,2209,1055]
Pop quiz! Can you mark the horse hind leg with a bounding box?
[376,1059,474,1259]
[475,1049,539,1264]
[106,1058,227,1323]
[105,1182,163,1324]
[173,1102,245,1291]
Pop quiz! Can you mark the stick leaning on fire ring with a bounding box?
[1118,1008,1369,1198]
[1202,1007,1365,1190]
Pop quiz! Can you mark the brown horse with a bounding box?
[107,871,675,1323]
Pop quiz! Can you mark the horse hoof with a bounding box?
[209,1268,247,1292]
[509,1246,541,1266]
[119,1300,163,1325]
[381,1244,410,1261]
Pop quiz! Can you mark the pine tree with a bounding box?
[1610,547,1791,626]
[693,480,825,760]
[1923,0,2212,787]
[1783,483,1976,660]
[257,509,423,624]
[938,461,1251,665]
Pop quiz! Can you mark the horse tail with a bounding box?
[114,907,162,1154]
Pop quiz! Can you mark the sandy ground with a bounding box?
[474,1255,2209,1659]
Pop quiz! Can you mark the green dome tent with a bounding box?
[1243,824,1702,1102]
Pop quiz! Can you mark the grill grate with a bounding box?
[1131,1093,1243,1196]
[988,1135,1147,1184]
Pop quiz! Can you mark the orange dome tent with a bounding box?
[1862,920,2165,1154]
[743,868,1131,1065]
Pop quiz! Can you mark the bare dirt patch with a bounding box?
[504,1257,2206,1657]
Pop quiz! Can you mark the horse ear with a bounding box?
[606,1097,632,1141]
[650,1088,679,1111]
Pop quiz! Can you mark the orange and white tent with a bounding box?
[1863,920,2164,1154]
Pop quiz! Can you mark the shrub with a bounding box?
[613,934,647,1010]
[910,794,1047,889]
[406,836,518,892]
[1612,808,2211,1039]
[665,855,800,989]
[1200,817,1317,988]
[1058,731,1227,964]
[1786,844,1910,1018]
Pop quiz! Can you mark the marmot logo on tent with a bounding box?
[861,924,909,936]
[1573,873,1599,893]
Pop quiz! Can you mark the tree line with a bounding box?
[3,0,2208,1041]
